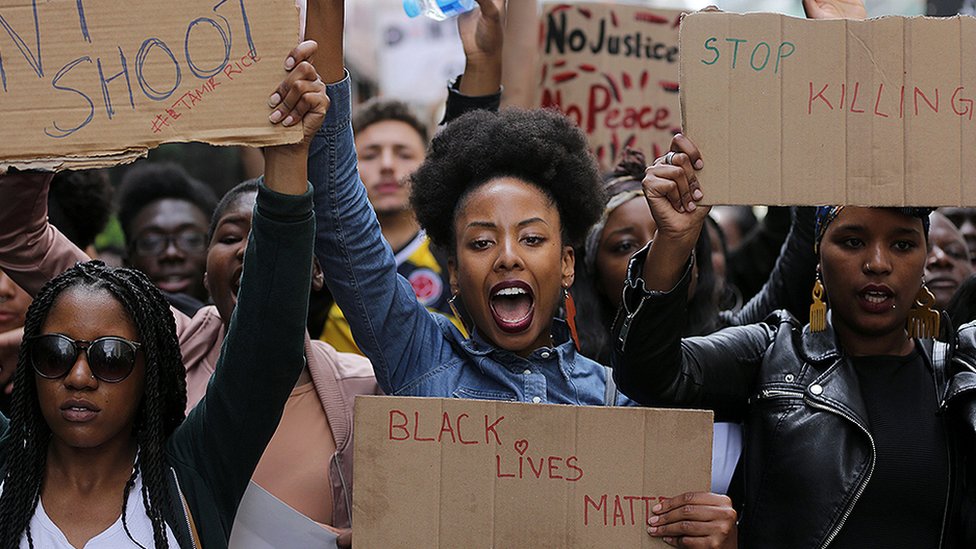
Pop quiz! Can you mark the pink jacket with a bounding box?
[0,171,378,529]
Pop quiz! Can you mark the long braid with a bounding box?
[0,262,187,548]
[0,272,83,549]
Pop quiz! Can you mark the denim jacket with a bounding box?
[311,77,634,407]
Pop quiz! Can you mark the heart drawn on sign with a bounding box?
[514,439,529,456]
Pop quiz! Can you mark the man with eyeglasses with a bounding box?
[117,162,217,316]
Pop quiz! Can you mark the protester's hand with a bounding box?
[802,0,867,20]
[323,526,352,548]
[268,40,329,145]
[647,492,737,548]
[457,0,505,96]
[643,134,710,246]
[0,327,23,390]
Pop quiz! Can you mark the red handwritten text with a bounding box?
[583,494,668,527]
[388,410,504,446]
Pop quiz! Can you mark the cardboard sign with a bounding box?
[681,11,976,206]
[537,3,684,170]
[0,0,301,171]
[353,396,712,548]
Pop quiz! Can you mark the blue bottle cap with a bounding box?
[403,0,422,17]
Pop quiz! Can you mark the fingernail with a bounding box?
[687,201,697,212]
[652,503,662,513]
[693,189,704,200]
[694,159,704,169]
[648,515,659,525]
[268,93,281,108]
[269,110,283,123]
[285,56,296,69]
[648,526,658,534]
[282,115,295,127]
[664,537,674,544]
[678,204,686,213]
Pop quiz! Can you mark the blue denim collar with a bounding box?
[459,319,578,381]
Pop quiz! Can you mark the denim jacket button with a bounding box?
[532,396,542,403]
[540,351,551,359]
[523,369,532,375]
[810,384,824,396]
[785,374,795,382]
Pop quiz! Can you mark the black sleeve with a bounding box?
[440,75,502,125]
[728,206,792,301]
[722,207,817,327]
[611,245,775,421]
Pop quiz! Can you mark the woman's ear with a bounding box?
[311,257,325,292]
[448,257,459,295]
[561,246,576,288]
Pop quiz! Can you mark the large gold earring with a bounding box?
[907,283,940,339]
[810,274,827,333]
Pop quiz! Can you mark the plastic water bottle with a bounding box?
[403,0,476,21]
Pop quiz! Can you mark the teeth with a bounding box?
[864,292,888,304]
[495,287,527,297]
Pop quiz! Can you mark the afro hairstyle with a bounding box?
[410,108,604,251]
[116,162,218,243]
[48,169,113,250]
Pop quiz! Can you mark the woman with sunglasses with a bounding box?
[612,131,976,547]
[0,40,326,548]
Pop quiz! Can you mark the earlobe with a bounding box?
[448,257,459,295]
[562,246,576,287]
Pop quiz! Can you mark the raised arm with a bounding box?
[170,40,324,528]
[722,207,817,327]
[307,0,453,395]
[0,171,89,296]
[440,0,504,124]
[611,135,774,418]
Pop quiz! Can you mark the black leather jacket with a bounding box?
[612,249,976,548]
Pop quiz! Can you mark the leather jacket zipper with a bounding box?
[805,398,875,549]
[758,388,804,399]
[171,467,198,549]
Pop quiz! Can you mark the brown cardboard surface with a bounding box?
[353,396,713,548]
[0,0,301,172]
[681,11,976,206]
[537,3,684,170]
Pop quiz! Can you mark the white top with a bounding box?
[1,473,180,549]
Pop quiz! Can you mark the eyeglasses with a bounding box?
[132,230,207,256]
[29,334,142,383]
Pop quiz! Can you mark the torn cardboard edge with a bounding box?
[680,10,976,206]
[0,0,302,172]
[352,395,713,548]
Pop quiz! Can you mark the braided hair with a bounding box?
[0,261,186,549]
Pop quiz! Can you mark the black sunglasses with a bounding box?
[29,334,142,383]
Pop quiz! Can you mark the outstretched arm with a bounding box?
[172,40,325,528]
[307,0,453,396]
[442,0,505,124]
[0,171,88,296]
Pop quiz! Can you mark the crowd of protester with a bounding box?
[0,0,973,547]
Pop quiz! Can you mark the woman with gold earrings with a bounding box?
[612,132,976,548]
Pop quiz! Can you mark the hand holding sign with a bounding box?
[801,0,867,20]
[647,492,737,549]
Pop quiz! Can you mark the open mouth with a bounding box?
[858,284,894,312]
[489,281,535,334]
